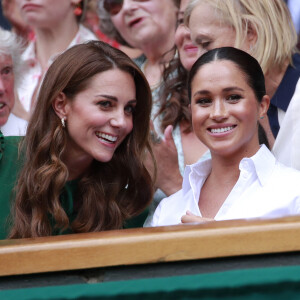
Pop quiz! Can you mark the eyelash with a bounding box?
[1,67,13,76]
[125,104,136,114]
[98,100,111,108]
[196,98,211,106]
[227,94,242,102]
[177,17,184,27]
[97,100,136,114]
[195,94,242,106]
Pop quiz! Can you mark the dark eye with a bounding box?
[202,42,211,48]
[98,100,112,108]
[1,66,13,76]
[195,98,212,106]
[227,94,242,102]
[176,17,184,27]
[125,104,136,114]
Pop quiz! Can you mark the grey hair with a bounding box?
[0,27,24,86]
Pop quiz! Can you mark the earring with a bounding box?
[74,3,83,16]
[61,117,66,128]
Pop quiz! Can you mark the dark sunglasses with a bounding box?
[103,0,124,16]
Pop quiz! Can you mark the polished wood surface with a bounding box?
[0,216,300,276]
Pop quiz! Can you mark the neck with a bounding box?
[209,143,260,182]
[265,60,289,98]
[142,44,175,87]
[63,147,93,181]
[34,18,79,71]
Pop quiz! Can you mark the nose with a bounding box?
[110,109,127,128]
[122,0,138,13]
[210,99,228,121]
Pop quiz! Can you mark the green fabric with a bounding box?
[0,133,147,239]
[0,133,23,240]
[2,265,300,299]
[124,207,149,229]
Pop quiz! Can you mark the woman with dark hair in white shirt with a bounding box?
[150,47,300,227]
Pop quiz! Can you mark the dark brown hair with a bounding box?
[158,48,191,132]
[10,41,153,238]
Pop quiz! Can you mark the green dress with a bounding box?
[0,132,148,240]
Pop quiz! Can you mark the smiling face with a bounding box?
[188,2,238,59]
[17,0,77,28]
[190,60,268,158]
[175,0,198,71]
[111,0,178,50]
[0,54,15,126]
[61,68,136,167]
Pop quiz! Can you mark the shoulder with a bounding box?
[77,25,99,43]
[273,161,300,182]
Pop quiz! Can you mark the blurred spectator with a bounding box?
[14,0,98,136]
[1,0,33,43]
[84,0,142,58]
[0,27,27,135]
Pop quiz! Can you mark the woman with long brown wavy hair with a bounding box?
[0,40,153,239]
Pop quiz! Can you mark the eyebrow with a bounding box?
[96,94,137,103]
[193,87,245,97]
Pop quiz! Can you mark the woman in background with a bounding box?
[143,0,209,225]
[14,0,97,134]
[98,0,179,136]
[151,47,300,227]
[0,41,153,239]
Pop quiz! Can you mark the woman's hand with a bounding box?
[145,124,183,196]
[181,210,214,224]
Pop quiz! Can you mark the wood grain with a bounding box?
[0,216,300,276]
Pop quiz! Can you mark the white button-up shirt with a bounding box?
[150,145,300,227]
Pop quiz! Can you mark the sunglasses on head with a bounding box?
[103,0,147,16]
[103,0,124,16]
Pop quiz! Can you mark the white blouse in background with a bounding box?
[272,79,300,171]
[149,145,300,227]
[18,25,98,113]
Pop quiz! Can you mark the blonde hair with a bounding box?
[185,0,298,73]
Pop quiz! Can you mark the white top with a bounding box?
[272,78,300,170]
[287,0,300,33]
[149,145,300,227]
[1,113,28,136]
[18,25,98,113]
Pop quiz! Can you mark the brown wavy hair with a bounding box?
[158,48,191,132]
[9,41,154,238]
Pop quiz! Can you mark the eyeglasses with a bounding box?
[103,0,124,16]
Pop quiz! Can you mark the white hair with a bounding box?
[0,27,24,86]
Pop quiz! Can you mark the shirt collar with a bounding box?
[182,145,275,193]
[182,158,211,194]
[239,144,276,186]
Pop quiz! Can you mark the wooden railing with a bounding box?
[0,216,300,277]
